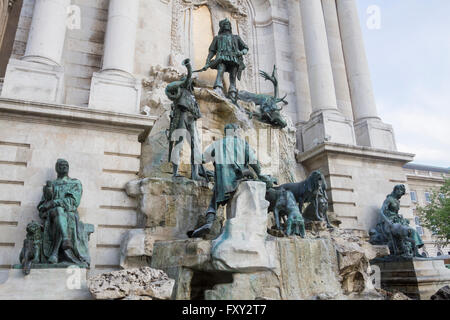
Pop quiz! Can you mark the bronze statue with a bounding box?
[166,58,208,181]
[19,221,43,275]
[277,170,332,229]
[197,18,248,101]
[266,187,306,237]
[370,184,424,257]
[187,123,273,238]
[18,159,94,274]
[238,66,288,128]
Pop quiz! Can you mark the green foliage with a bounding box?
[417,178,450,246]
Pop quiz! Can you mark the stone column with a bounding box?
[287,0,312,152]
[88,0,141,114]
[287,0,312,124]
[337,0,396,150]
[322,0,353,121]
[101,0,138,75]
[1,0,69,103]
[300,0,337,114]
[23,0,69,66]
[299,0,355,151]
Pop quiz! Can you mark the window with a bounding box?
[424,192,431,203]
[410,191,417,203]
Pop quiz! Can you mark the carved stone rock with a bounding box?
[87,267,175,300]
[126,177,215,234]
[331,229,390,295]
[211,181,277,272]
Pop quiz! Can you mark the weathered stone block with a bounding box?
[150,236,346,300]
[126,177,215,238]
[371,257,450,300]
[0,268,91,300]
[211,181,277,272]
[87,267,175,300]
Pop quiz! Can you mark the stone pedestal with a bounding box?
[354,118,397,151]
[0,268,91,300]
[301,110,356,151]
[1,59,65,103]
[298,142,415,230]
[88,71,141,114]
[211,181,276,272]
[371,257,450,300]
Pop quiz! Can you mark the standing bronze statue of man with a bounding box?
[187,123,273,238]
[166,59,208,181]
[197,18,249,101]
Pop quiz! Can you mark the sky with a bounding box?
[356,0,450,168]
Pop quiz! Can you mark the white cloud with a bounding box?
[377,92,450,167]
[357,0,450,168]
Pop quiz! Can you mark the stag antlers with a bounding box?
[259,65,288,105]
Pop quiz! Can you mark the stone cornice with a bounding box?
[0,97,156,134]
[297,142,415,164]
[406,174,446,183]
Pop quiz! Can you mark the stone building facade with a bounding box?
[0,0,444,278]
[404,164,450,258]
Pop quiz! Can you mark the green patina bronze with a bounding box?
[370,184,424,257]
[166,58,209,181]
[196,18,248,100]
[187,123,273,238]
[238,65,288,129]
[17,159,94,275]
[266,187,306,238]
[277,171,333,229]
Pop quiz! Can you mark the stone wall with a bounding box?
[0,98,153,278]
[299,143,415,230]
[63,0,108,107]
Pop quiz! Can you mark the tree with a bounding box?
[417,178,450,247]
